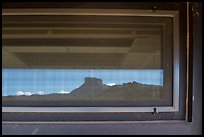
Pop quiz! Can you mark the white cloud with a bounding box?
[16,91,33,96]
[16,90,70,96]
[24,92,33,96]
[37,91,45,95]
[106,83,116,86]
[59,90,70,94]
[16,91,25,96]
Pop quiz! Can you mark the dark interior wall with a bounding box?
[2,2,202,135]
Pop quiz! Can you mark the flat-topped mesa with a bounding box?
[85,77,103,85]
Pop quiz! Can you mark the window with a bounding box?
[2,9,179,115]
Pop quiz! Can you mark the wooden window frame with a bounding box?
[2,8,180,113]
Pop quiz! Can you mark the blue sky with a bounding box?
[2,69,163,96]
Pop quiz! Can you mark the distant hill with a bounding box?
[68,77,109,98]
[94,81,161,101]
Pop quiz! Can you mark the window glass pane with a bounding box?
[2,15,173,107]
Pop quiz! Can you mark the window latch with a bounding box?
[152,108,158,115]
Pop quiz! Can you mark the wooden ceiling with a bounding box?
[2,11,163,69]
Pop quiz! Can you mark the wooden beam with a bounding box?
[2,8,178,17]
[2,34,148,39]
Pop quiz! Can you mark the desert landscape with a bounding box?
[2,77,162,107]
